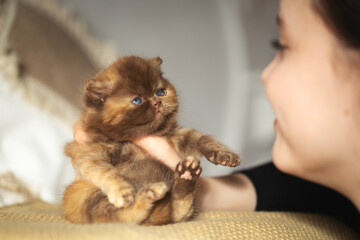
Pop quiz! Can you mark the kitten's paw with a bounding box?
[107,185,136,209]
[176,156,202,182]
[141,182,169,202]
[206,151,241,167]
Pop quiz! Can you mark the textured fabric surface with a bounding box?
[0,201,358,240]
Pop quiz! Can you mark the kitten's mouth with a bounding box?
[155,107,164,119]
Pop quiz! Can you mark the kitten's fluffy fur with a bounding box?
[63,56,240,225]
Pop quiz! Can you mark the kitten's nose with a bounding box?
[151,98,162,108]
[154,100,161,107]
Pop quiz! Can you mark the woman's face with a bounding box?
[262,0,360,177]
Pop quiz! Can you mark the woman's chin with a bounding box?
[272,136,298,175]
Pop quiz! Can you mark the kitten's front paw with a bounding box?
[206,151,241,167]
[107,185,136,209]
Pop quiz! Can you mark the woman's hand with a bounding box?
[72,120,181,181]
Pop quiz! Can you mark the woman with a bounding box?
[73,0,360,231]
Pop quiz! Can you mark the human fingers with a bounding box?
[73,120,89,144]
[74,173,83,181]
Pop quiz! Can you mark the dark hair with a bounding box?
[312,0,360,49]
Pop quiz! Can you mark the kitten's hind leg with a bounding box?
[171,156,202,222]
[63,181,169,224]
[118,182,169,224]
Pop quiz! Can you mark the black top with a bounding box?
[240,162,360,233]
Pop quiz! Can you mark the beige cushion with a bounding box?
[0,201,358,240]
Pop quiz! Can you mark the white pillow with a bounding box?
[0,73,75,206]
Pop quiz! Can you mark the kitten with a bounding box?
[63,56,240,225]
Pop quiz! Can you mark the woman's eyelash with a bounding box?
[272,39,286,50]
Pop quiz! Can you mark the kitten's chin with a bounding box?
[155,112,163,120]
[148,112,174,134]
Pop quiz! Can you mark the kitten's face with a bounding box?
[85,56,178,139]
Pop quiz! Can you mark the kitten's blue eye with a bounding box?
[156,89,166,97]
[132,97,142,105]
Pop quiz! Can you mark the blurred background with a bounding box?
[0,0,278,204]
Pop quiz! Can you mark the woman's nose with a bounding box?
[261,54,278,85]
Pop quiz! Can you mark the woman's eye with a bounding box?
[272,39,287,51]
[132,97,142,105]
[156,89,166,97]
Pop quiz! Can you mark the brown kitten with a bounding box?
[63,56,241,225]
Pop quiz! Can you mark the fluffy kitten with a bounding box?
[63,56,240,225]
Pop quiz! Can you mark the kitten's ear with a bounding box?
[85,77,114,105]
[149,57,163,67]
